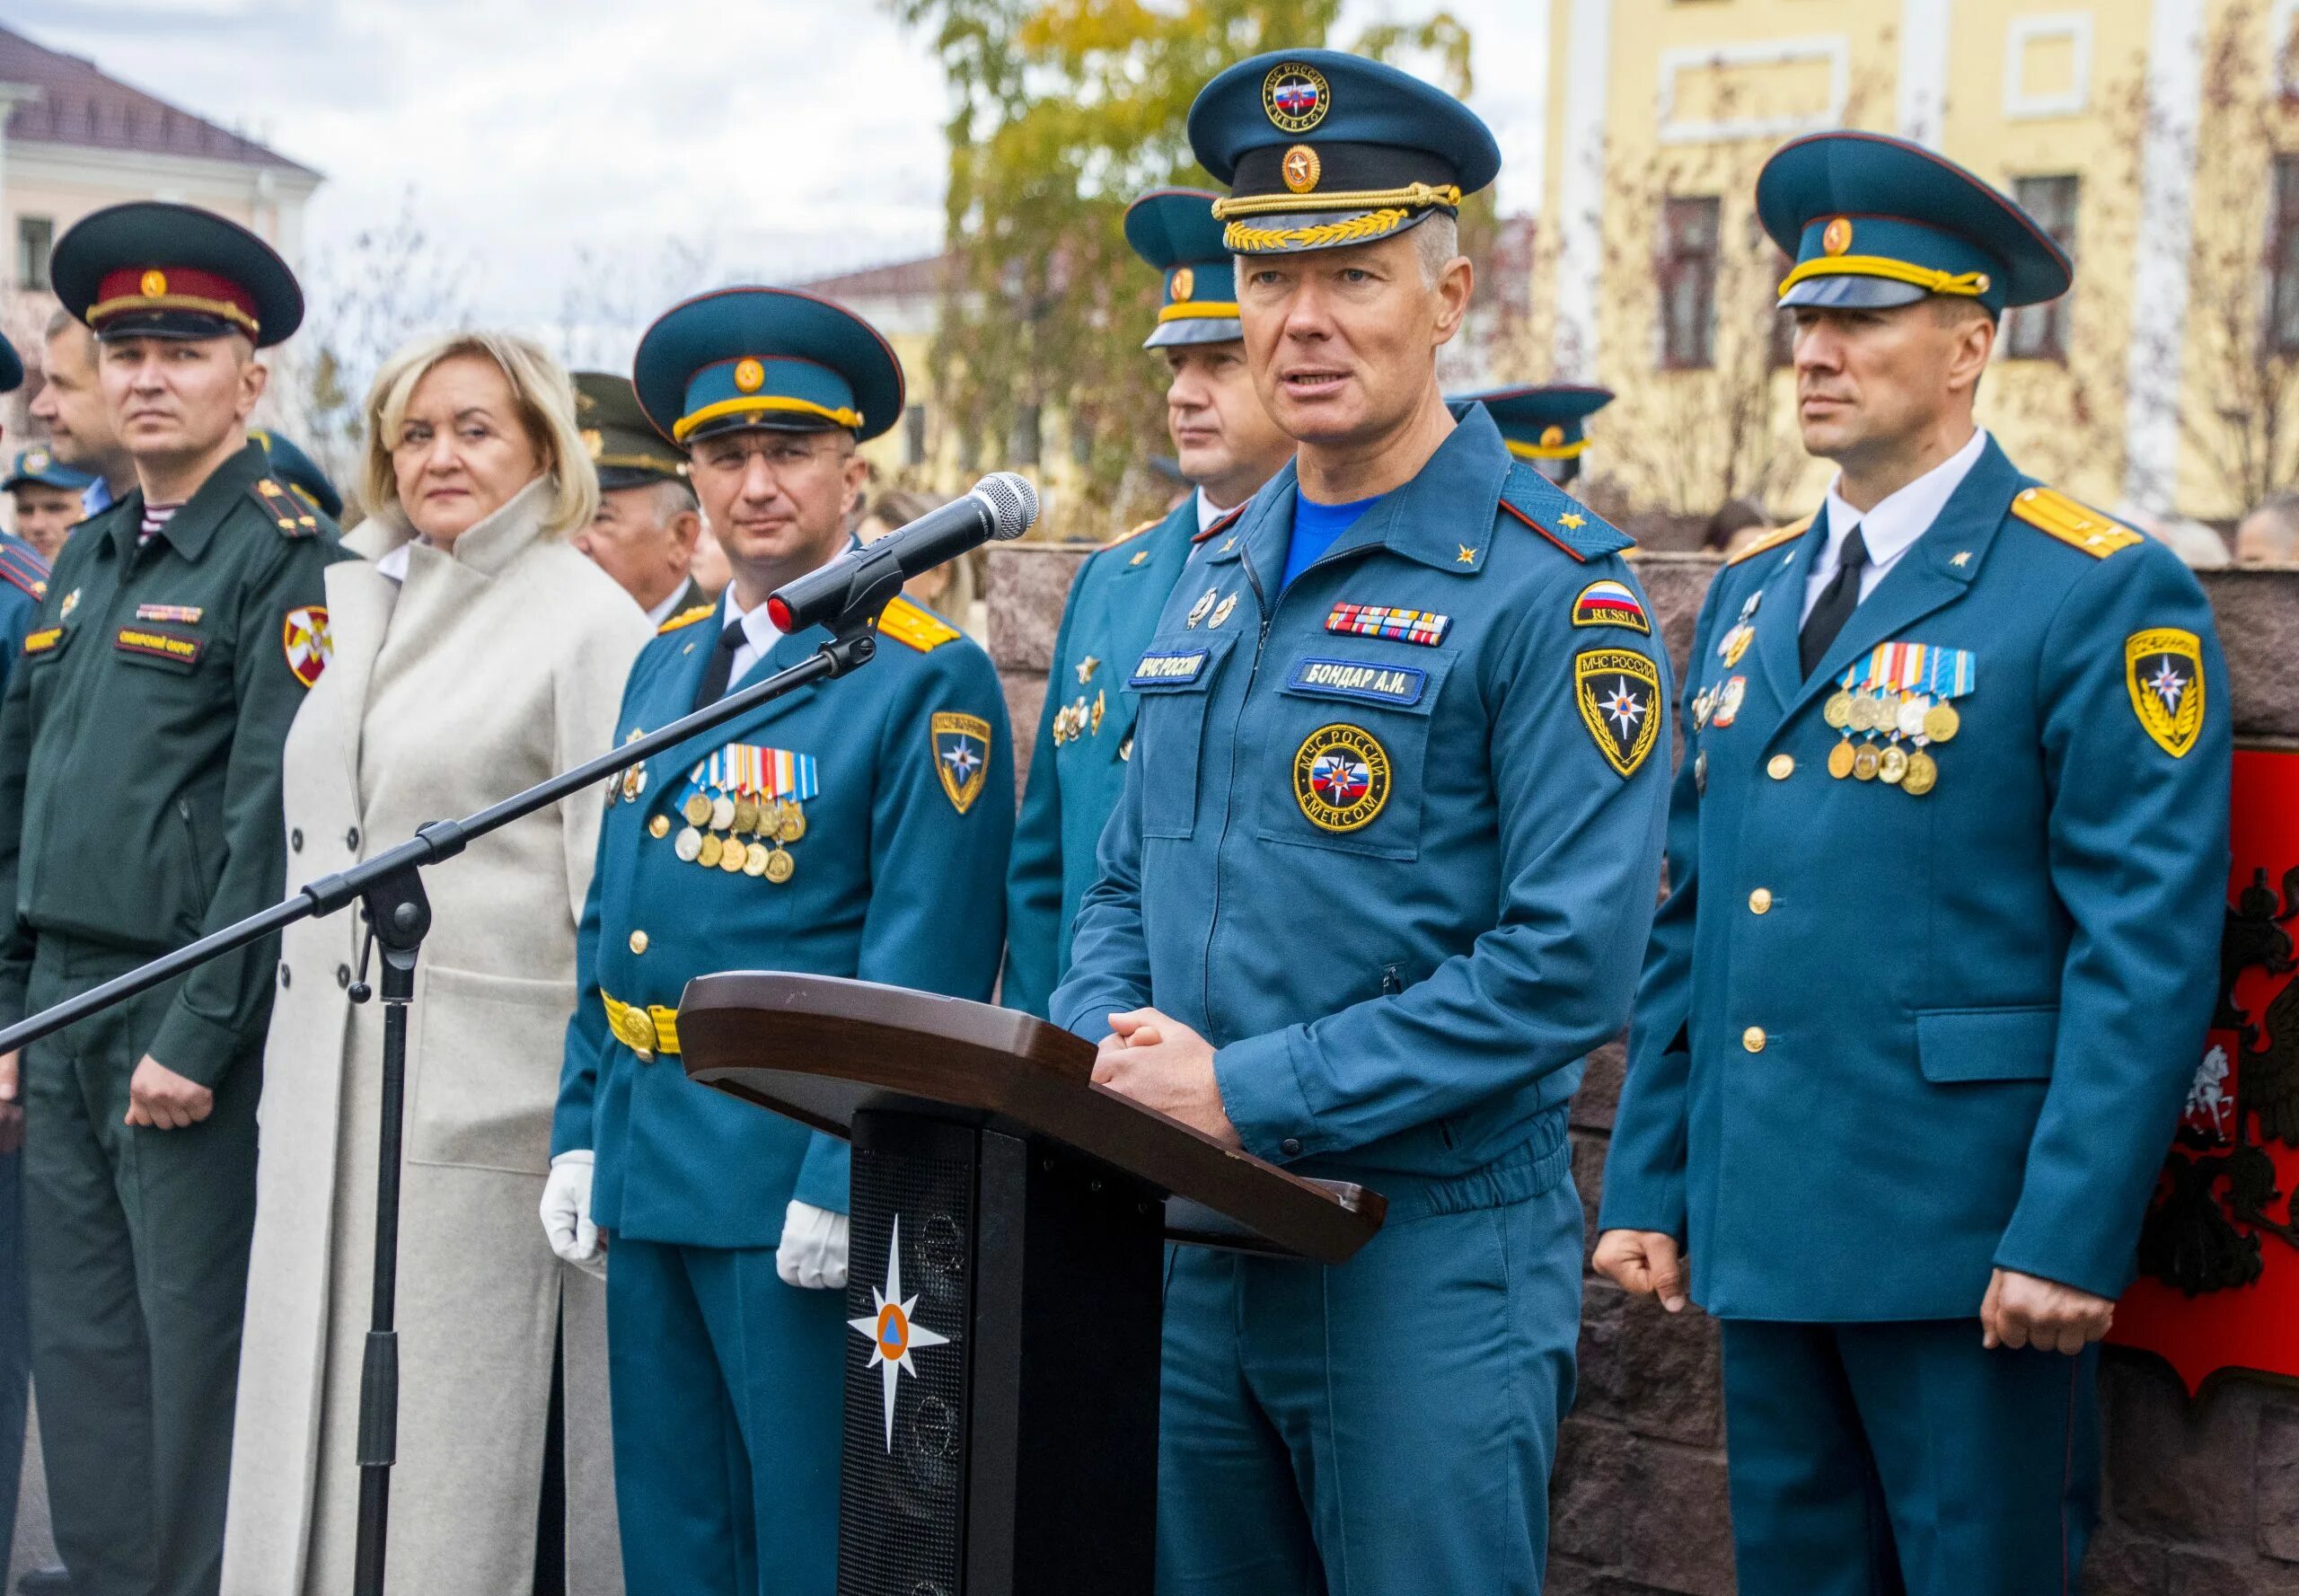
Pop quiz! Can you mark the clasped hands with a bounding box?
[1092,1009,1241,1149]
[1591,1229,2116,1354]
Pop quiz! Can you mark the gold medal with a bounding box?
[1904,750,1939,796]
[709,795,737,831]
[648,814,670,840]
[1895,694,1932,739]
[621,768,641,802]
[1828,741,1856,779]
[683,793,713,827]
[1878,744,1909,785]
[780,804,806,843]
[732,798,760,835]
[698,833,724,869]
[673,826,703,862]
[1924,702,1960,744]
[718,841,747,873]
[1823,692,1854,729]
[1848,694,1879,732]
[764,846,796,884]
[744,841,771,877]
[1853,745,1881,780]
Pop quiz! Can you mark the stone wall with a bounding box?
[984,542,2299,1594]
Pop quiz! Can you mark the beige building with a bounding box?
[0,23,321,428]
[1539,0,2299,524]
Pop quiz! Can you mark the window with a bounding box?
[2271,156,2299,355]
[903,404,928,468]
[1659,196,1720,369]
[2005,175,2079,360]
[15,216,51,292]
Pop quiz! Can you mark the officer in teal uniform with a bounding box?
[1451,384,1612,489]
[548,287,1013,1596]
[1597,133,2233,1595]
[1052,52,1671,1594]
[1002,186,1293,1016]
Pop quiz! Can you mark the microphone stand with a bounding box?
[0,580,903,1596]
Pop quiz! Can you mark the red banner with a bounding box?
[2111,747,2299,1393]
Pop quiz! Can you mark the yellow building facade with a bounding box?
[1539,0,2299,523]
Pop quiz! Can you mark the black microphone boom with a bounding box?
[768,471,1039,634]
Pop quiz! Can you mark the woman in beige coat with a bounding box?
[223,331,652,1594]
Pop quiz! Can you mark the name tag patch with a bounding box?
[21,627,61,657]
[114,626,203,666]
[1132,649,1209,687]
[1287,657,1427,708]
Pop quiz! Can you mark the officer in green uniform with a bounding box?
[571,370,708,626]
[1450,384,1612,489]
[0,200,345,1596]
[1001,187,1293,1016]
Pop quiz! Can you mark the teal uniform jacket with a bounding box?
[1002,496,1199,1017]
[552,597,1015,1248]
[1601,436,2233,1320]
[0,535,46,683]
[1052,406,1672,1189]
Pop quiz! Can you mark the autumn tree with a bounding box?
[888,0,1474,535]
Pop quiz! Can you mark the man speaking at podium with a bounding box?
[546,287,1013,1594]
[1053,51,1671,1594]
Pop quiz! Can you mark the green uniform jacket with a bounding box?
[0,440,345,1083]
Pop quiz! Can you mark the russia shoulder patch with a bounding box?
[1572,578,1650,634]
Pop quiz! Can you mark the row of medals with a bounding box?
[1822,688,1959,795]
[653,789,804,883]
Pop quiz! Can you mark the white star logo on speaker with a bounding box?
[848,1217,951,1451]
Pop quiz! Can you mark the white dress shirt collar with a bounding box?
[720,582,788,690]
[1195,487,1235,533]
[1802,428,1989,622]
[643,584,688,630]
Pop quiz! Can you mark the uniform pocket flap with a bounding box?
[1916,1005,2059,1082]
[1279,652,1452,714]
[1130,632,1235,692]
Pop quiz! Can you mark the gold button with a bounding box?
[1767,754,1795,780]
[1742,1026,1766,1054]
[1748,887,1773,914]
[629,930,649,955]
[648,815,670,839]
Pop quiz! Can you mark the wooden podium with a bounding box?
[679,973,1385,1596]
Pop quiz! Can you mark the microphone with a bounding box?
[767,472,1039,634]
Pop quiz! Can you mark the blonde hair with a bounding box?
[360,330,599,538]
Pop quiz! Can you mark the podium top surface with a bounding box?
[677,973,1384,1265]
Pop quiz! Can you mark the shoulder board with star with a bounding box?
[878,595,964,652]
[0,540,48,604]
[656,604,717,635]
[1494,462,1632,563]
[1099,515,1166,553]
[2010,486,2143,559]
[1726,513,1814,566]
[1192,505,1246,546]
[249,476,323,539]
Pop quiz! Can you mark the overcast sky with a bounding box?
[5,0,1546,328]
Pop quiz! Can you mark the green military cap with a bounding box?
[51,201,304,347]
[575,371,690,490]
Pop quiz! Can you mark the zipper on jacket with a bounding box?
[1201,547,1273,1033]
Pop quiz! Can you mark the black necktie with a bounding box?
[691,620,746,710]
[1799,526,1869,678]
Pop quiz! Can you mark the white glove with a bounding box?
[541,1151,606,1278]
[775,1200,850,1291]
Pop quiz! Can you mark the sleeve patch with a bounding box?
[2125,628,2205,757]
[283,605,332,688]
[930,711,993,814]
[1572,578,1651,634]
[1574,648,1663,778]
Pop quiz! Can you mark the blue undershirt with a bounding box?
[1282,490,1382,590]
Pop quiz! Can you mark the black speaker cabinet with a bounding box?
[838,1110,1166,1596]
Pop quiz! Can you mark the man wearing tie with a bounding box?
[544,287,1012,1594]
[1597,132,2233,1592]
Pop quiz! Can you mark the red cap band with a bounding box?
[90,266,260,334]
